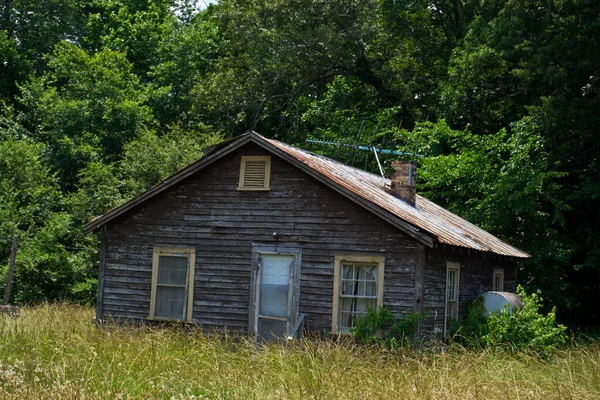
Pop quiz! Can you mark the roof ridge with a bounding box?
[265,137,390,183]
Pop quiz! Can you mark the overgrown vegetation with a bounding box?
[0,304,599,399]
[350,306,422,347]
[352,287,568,353]
[0,0,598,330]
[454,286,568,351]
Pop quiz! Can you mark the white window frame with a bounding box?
[493,268,504,292]
[444,261,460,336]
[238,155,271,191]
[149,247,195,322]
[332,255,385,334]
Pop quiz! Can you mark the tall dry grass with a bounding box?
[0,303,599,399]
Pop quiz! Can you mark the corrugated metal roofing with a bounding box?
[265,136,530,258]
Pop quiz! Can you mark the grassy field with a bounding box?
[0,304,599,399]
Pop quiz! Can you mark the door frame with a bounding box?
[249,245,301,338]
[444,261,460,336]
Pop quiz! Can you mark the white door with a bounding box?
[256,254,294,340]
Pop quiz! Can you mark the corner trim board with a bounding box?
[95,226,107,322]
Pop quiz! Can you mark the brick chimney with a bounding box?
[390,161,417,206]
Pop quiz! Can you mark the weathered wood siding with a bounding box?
[100,143,420,333]
[420,248,517,336]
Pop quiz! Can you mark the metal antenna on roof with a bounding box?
[349,120,366,168]
[372,146,386,186]
[365,123,380,173]
[305,139,424,158]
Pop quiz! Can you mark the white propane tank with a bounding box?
[479,292,523,316]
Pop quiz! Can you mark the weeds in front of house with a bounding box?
[0,303,599,399]
[452,286,568,352]
[349,305,423,348]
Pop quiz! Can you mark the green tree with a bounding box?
[0,135,82,304]
[119,125,222,195]
[83,0,176,78]
[399,119,572,316]
[18,41,153,191]
[0,0,85,72]
[148,7,221,128]
[197,0,454,137]
[437,0,600,325]
[0,30,33,101]
[0,137,61,256]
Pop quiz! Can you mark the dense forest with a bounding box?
[0,0,598,328]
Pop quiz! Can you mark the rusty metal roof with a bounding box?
[264,136,530,258]
[85,132,530,258]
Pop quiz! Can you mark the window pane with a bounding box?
[447,270,456,300]
[365,265,377,280]
[258,318,286,341]
[365,281,377,296]
[340,311,353,330]
[357,279,366,296]
[157,255,188,286]
[341,296,356,313]
[155,286,186,319]
[494,274,503,291]
[339,297,378,330]
[342,279,356,296]
[259,255,293,318]
[356,297,377,314]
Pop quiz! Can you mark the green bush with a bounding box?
[455,286,567,351]
[350,306,422,347]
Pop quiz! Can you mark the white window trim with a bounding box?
[238,155,271,191]
[493,268,504,292]
[332,255,385,334]
[444,261,460,336]
[149,247,195,322]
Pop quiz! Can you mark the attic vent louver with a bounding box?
[238,156,271,191]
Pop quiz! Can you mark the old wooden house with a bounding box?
[84,132,530,339]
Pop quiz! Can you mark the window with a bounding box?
[493,268,504,291]
[332,255,384,334]
[444,262,460,335]
[149,247,195,322]
[238,156,271,191]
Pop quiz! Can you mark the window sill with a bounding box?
[237,187,270,191]
[330,330,352,336]
[147,316,193,324]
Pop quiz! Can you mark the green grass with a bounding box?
[0,304,599,399]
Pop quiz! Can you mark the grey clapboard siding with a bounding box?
[420,248,517,337]
[101,143,419,333]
